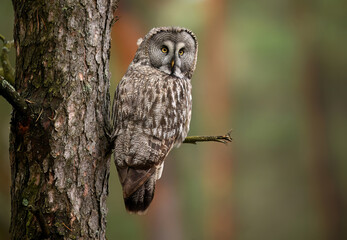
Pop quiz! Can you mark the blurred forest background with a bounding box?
[1,0,346,239]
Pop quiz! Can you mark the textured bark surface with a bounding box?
[10,0,115,239]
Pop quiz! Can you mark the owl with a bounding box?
[112,27,198,214]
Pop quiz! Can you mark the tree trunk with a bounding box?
[202,0,234,239]
[10,0,116,239]
[292,2,344,239]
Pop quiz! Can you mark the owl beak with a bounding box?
[171,59,175,68]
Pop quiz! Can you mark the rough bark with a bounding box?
[10,0,116,239]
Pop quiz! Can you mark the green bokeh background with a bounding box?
[1,0,346,239]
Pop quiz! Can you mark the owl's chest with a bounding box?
[119,70,192,141]
[134,75,191,109]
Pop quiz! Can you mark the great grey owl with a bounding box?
[112,26,198,214]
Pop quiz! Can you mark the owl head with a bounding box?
[134,27,198,79]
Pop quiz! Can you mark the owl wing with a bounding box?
[112,67,181,213]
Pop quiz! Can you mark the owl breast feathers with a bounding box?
[112,26,198,214]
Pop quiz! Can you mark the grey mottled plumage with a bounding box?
[112,27,198,214]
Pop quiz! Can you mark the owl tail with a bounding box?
[117,166,157,214]
[124,175,156,214]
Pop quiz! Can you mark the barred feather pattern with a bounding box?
[112,26,197,214]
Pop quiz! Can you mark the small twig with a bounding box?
[0,34,6,44]
[25,99,35,104]
[183,130,232,144]
[111,15,119,26]
[62,222,72,232]
[36,108,43,122]
[0,75,29,114]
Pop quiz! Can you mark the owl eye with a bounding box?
[179,49,184,56]
[161,47,168,53]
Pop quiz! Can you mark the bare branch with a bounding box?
[0,75,29,114]
[183,130,232,144]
